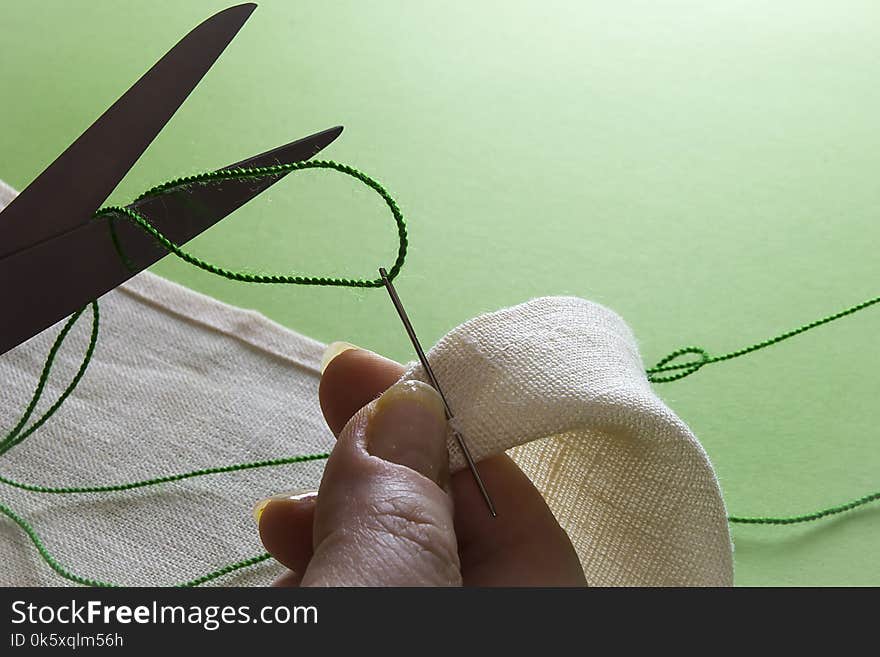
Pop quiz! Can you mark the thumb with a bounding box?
[301,380,461,586]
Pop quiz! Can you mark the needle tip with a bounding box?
[484,492,498,518]
[378,264,497,521]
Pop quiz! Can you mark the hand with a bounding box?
[255,345,587,586]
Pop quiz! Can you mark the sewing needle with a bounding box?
[378,268,497,518]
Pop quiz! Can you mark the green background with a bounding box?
[1,0,877,585]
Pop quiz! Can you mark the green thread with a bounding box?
[0,156,877,586]
[1,158,400,586]
[729,490,880,525]
[179,553,273,588]
[643,294,880,525]
[0,299,312,587]
[647,294,880,383]
[95,159,408,288]
[0,500,273,587]
[0,501,117,587]
[0,453,330,494]
[0,301,99,457]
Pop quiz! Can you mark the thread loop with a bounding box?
[1,156,878,586]
[647,347,711,383]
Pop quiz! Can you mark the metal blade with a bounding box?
[0,126,343,356]
[120,126,344,256]
[0,3,256,259]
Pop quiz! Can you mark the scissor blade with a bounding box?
[111,126,344,271]
[0,3,256,259]
[0,128,342,357]
[127,125,343,247]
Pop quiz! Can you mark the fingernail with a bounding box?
[320,341,360,373]
[253,489,318,524]
[367,380,449,483]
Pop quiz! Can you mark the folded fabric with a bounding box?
[403,297,733,585]
[0,179,731,586]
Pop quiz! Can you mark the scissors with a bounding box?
[0,3,342,357]
[0,3,499,515]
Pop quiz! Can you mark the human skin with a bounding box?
[255,346,587,587]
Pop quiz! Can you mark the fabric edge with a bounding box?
[119,273,325,373]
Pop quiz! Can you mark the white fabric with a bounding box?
[0,180,328,586]
[0,180,732,586]
[403,298,733,585]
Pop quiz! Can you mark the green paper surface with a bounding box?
[1,0,877,585]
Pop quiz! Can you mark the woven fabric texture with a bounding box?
[403,297,733,585]
[0,180,731,586]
